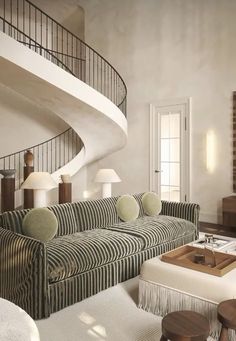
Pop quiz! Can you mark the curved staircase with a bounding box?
[0,0,127,204]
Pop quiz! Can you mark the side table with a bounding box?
[160,310,210,341]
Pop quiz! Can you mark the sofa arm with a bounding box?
[161,201,200,235]
[0,228,49,319]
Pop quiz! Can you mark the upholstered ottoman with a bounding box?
[138,255,236,340]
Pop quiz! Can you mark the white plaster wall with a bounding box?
[0,84,68,156]
[32,0,84,40]
[79,0,236,223]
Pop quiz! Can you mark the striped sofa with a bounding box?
[0,193,200,319]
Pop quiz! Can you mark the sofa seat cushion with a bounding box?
[47,229,144,283]
[104,215,196,249]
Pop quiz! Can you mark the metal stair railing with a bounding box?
[0,128,83,190]
[0,0,127,115]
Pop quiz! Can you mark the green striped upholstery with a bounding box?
[1,203,78,237]
[49,230,195,315]
[104,215,196,248]
[48,203,77,236]
[1,209,30,234]
[72,196,120,231]
[161,201,200,235]
[0,196,199,319]
[47,229,144,283]
[72,193,146,232]
[0,227,49,319]
[133,193,146,217]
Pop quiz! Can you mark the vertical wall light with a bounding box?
[206,130,216,173]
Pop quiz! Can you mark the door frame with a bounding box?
[149,97,191,202]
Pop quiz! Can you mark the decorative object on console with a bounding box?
[24,150,34,209]
[60,174,71,183]
[22,208,58,242]
[94,168,121,198]
[24,149,34,167]
[0,169,16,178]
[0,169,16,212]
[21,172,57,208]
[141,192,162,216]
[116,194,139,222]
[59,174,72,204]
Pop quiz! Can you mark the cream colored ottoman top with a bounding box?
[0,298,40,341]
[140,255,236,304]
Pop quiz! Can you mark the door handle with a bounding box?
[155,170,161,173]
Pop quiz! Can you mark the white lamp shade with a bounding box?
[94,169,121,183]
[21,172,57,190]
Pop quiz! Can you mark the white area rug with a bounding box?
[36,276,215,341]
[36,277,162,341]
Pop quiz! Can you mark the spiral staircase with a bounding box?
[0,0,127,206]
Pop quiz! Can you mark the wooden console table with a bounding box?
[223,196,236,228]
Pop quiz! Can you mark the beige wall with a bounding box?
[0,85,68,156]
[79,0,236,223]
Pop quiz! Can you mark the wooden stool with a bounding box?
[217,299,236,341]
[160,310,210,341]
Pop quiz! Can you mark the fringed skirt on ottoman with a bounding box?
[138,256,236,340]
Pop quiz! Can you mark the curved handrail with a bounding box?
[0,19,76,76]
[0,127,83,190]
[0,0,127,115]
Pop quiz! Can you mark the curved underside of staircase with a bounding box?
[0,31,127,181]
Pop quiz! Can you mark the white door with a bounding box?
[150,98,190,202]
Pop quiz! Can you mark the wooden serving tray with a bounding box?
[161,245,236,277]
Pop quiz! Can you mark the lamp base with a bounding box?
[34,189,47,208]
[102,183,112,198]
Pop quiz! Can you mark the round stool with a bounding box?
[160,310,210,341]
[217,299,236,341]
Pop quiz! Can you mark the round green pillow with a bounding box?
[22,208,58,242]
[116,194,139,222]
[142,192,162,216]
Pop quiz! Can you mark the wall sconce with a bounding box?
[21,172,57,207]
[206,130,216,173]
[94,169,121,198]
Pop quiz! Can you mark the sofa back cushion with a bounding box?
[2,209,30,234]
[1,203,77,237]
[48,203,77,236]
[72,196,120,231]
[133,193,146,217]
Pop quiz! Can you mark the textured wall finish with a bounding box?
[233,92,236,193]
[80,0,236,223]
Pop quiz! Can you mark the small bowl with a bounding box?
[0,169,16,178]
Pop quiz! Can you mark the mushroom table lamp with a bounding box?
[94,169,121,198]
[21,172,57,208]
